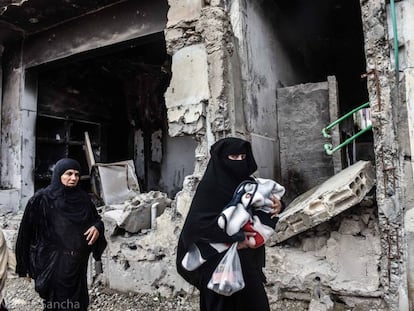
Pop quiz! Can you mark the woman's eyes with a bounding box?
[66,172,80,177]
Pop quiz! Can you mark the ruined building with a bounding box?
[0,0,413,310]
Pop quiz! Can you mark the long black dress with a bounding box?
[176,137,271,311]
[15,158,107,311]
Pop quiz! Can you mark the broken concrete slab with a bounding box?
[274,160,376,243]
[102,191,171,235]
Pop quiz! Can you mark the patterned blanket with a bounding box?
[181,178,285,271]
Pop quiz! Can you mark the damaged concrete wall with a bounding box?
[265,201,385,309]
[277,81,337,203]
[164,44,209,137]
[164,0,241,175]
[103,1,390,310]
[229,0,304,180]
[231,0,302,134]
[384,1,414,310]
[359,0,413,309]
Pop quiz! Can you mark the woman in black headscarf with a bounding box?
[15,158,107,311]
[176,137,281,311]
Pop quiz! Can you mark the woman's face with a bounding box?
[60,169,80,187]
[227,154,246,161]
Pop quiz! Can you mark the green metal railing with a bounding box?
[322,102,372,155]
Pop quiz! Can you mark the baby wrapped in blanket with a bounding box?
[181,178,285,271]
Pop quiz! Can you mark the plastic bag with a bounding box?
[207,242,245,296]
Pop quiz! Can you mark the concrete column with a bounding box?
[20,71,37,208]
[396,0,414,309]
[0,47,23,191]
[360,0,409,309]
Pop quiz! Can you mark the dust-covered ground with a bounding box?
[4,276,310,311]
[4,277,199,311]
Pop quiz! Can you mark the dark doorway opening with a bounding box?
[34,32,177,195]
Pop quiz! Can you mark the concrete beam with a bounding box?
[22,0,168,68]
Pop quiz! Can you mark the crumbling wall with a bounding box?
[385,2,414,309]
[163,2,388,310]
[265,202,387,310]
[228,0,305,180]
[164,0,243,172]
[359,0,410,310]
[101,176,199,296]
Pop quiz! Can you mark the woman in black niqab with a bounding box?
[16,158,107,311]
[176,137,272,311]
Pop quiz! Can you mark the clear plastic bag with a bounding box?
[207,242,245,296]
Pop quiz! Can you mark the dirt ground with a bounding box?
[4,276,199,311]
[4,276,311,311]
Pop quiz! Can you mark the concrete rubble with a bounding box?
[263,198,385,309]
[102,191,171,235]
[0,158,385,309]
[274,160,376,243]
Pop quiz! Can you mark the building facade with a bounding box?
[0,0,413,310]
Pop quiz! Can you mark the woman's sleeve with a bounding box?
[15,196,38,277]
[89,201,107,261]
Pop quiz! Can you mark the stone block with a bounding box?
[102,191,171,234]
[274,161,375,243]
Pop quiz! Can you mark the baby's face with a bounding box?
[242,192,265,207]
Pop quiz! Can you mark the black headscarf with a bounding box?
[39,158,89,206]
[176,137,258,287]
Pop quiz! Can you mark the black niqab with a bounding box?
[176,137,258,287]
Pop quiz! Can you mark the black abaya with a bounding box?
[176,138,270,311]
[16,158,107,311]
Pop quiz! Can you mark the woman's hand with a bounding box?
[270,195,282,218]
[237,231,256,249]
[84,226,100,245]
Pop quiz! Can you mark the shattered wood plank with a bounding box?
[274,160,376,243]
[84,131,95,172]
